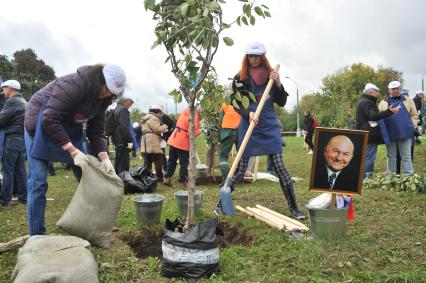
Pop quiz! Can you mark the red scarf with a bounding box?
[249,66,268,86]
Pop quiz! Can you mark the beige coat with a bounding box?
[378,96,419,126]
[140,113,168,154]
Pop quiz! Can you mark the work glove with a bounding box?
[101,158,115,174]
[127,142,133,150]
[70,149,87,167]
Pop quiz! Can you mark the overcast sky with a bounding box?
[1,0,425,113]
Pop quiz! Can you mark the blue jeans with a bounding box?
[0,135,27,205]
[364,143,377,177]
[386,138,413,175]
[25,131,49,235]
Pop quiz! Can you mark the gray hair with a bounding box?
[364,88,377,95]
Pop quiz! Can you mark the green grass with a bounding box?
[1,137,425,282]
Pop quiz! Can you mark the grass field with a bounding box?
[1,136,425,282]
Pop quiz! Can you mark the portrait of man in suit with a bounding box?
[310,128,367,195]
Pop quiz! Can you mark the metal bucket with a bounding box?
[175,190,204,217]
[196,164,209,178]
[133,194,165,225]
[308,206,349,240]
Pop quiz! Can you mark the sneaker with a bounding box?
[307,150,313,155]
[291,210,306,220]
[163,177,172,187]
[213,207,223,216]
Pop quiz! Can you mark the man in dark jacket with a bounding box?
[304,111,314,154]
[111,97,134,174]
[413,90,424,136]
[355,83,398,178]
[0,80,27,206]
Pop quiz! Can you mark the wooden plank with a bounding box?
[255,204,309,231]
[236,205,284,230]
[247,207,303,232]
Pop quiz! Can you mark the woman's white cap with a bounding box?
[245,42,266,55]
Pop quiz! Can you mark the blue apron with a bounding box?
[379,97,414,145]
[28,93,95,164]
[238,80,282,158]
[0,130,5,160]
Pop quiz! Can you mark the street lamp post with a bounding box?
[422,71,426,91]
[285,76,301,137]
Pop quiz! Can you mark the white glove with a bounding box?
[127,143,133,150]
[101,158,115,173]
[71,149,87,167]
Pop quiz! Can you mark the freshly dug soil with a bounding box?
[122,222,253,259]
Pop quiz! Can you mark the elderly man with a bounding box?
[313,135,355,191]
[378,81,419,176]
[110,96,134,174]
[0,80,27,207]
[356,83,399,178]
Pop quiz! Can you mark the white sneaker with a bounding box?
[308,150,313,154]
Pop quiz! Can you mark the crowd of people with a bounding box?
[0,41,424,235]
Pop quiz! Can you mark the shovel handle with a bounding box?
[225,64,281,184]
[195,152,202,164]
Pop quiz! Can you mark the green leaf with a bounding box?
[223,37,234,46]
[261,4,269,9]
[232,100,240,109]
[250,16,255,25]
[224,96,231,105]
[241,16,248,25]
[209,1,220,11]
[242,3,251,15]
[264,10,271,17]
[242,96,250,109]
[174,93,182,103]
[180,3,189,16]
[236,16,241,26]
[254,6,264,17]
[235,91,242,101]
[144,0,155,11]
[248,92,256,101]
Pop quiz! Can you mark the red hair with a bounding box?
[239,54,273,81]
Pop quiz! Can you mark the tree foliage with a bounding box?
[145,0,270,227]
[0,49,56,100]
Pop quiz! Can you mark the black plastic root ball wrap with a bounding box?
[161,218,219,279]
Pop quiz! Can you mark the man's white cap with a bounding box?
[103,64,126,95]
[415,90,424,95]
[122,93,134,103]
[245,42,266,55]
[132,122,140,128]
[1,80,21,90]
[388,81,401,89]
[149,104,164,112]
[364,83,380,92]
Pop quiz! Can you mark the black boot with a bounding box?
[282,185,305,220]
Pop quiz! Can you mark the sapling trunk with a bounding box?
[185,104,197,229]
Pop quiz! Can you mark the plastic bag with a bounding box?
[119,165,158,194]
[160,139,167,149]
[56,156,123,248]
[12,235,99,283]
[307,193,332,209]
[161,218,219,279]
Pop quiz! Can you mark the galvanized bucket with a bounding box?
[133,194,165,225]
[308,206,349,240]
[175,190,204,217]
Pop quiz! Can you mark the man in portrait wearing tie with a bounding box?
[313,135,356,191]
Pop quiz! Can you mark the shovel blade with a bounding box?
[220,186,235,216]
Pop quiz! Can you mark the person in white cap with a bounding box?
[0,80,28,207]
[214,42,305,220]
[110,96,134,175]
[355,83,399,178]
[413,90,424,134]
[140,105,168,182]
[378,81,419,176]
[24,63,126,235]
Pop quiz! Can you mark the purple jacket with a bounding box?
[25,66,110,155]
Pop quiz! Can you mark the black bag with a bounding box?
[161,218,219,279]
[119,165,157,194]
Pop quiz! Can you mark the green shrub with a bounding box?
[363,172,426,193]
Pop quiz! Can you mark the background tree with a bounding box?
[145,0,270,228]
[0,49,56,100]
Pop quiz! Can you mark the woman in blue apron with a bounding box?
[24,64,126,235]
[215,42,305,220]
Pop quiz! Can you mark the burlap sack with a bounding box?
[56,155,124,248]
[11,235,99,283]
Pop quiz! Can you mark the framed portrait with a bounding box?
[309,127,368,195]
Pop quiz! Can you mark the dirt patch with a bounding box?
[195,175,223,185]
[121,229,163,259]
[122,221,252,260]
[216,222,253,248]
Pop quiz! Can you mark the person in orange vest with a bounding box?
[218,103,241,178]
[163,105,201,187]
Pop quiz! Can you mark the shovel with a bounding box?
[221,64,280,215]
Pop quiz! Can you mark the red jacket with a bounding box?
[168,107,201,151]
